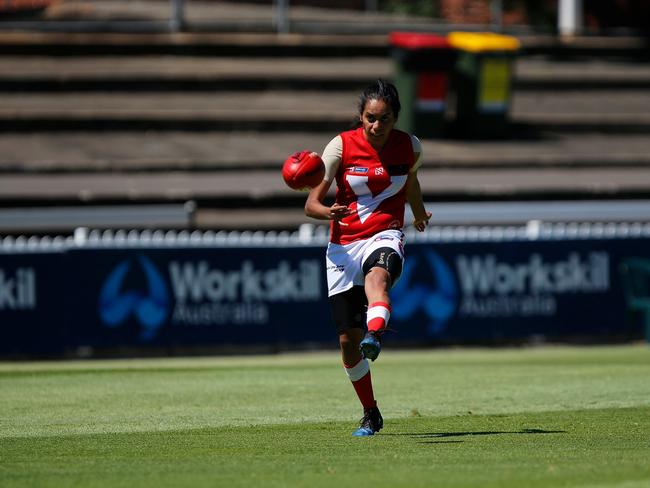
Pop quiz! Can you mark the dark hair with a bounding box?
[357,79,401,119]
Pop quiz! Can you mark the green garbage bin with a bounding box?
[389,32,457,138]
[447,32,520,138]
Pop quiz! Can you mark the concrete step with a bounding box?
[513,58,650,90]
[0,30,647,58]
[0,31,389,56]
[1,90,648,133]
[3,89,648,115]
[0,56,384,91]
[2,132,648,173]
[1,56,649,91]
[2,167,650,225]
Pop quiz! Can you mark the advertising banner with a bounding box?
[1,234,648,356]
[0,252,66,354]
[392,238,649,342]
[65,247,333,349]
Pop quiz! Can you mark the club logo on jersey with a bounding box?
[351,167,369,174]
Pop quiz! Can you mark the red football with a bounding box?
[281,150,325,191]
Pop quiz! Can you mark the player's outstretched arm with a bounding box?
[305,179,350,221]
[406,172,431,232]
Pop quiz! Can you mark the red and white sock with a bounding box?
[344,358,376,409]
[367,301,391,334]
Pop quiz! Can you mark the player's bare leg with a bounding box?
[365,267,391,305]
[339,328,364,367]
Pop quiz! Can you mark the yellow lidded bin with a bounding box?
[447,32,520,138]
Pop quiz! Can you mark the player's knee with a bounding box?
[339,333,355,351]
[365,267,391,289]
[339,332,363,359]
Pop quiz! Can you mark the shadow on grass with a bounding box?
[383,428,566,444]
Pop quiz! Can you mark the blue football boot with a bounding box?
[359,331,381,361]
[352,406,383,437]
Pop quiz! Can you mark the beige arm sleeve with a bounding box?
[322,135,342,183]
[410,134,423,173]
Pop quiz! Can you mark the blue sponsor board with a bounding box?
[392,239,648,342]
[1,235,649,356]
[0,252,66,354]
[66,247,332,348]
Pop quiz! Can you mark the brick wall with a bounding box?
[440,0,491,24]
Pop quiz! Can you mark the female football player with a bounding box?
[304,79,431,436]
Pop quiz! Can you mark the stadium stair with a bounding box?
[0,1,649,233]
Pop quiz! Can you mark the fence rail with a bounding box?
[4,221,650,252]
[0,0,532,35]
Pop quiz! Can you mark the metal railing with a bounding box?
[3,221,650,253]
[0,0,516,34]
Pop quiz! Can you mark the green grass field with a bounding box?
[2,345,650,487]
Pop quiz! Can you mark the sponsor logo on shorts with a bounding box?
[374,235,395,242]
[351,167,369,174]
[327,264,345,272]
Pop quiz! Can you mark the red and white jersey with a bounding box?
[323,127,420,245]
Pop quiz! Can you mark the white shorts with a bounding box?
[326,229,405,297]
